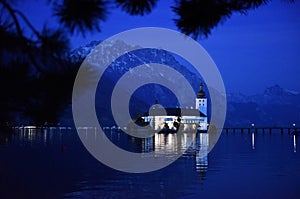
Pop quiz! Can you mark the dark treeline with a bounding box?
[0,24,81,125]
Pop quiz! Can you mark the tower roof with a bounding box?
[197,83,206,98]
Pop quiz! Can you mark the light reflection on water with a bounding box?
[294,134,297,153]
[0,128,300,198]
[252,132,255,149]
[77,127,210,174]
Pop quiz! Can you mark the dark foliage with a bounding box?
[40,26,70,58]
[115,0,157,15]
[173,0,231,38]
[0,23,79,125]
[53,0,107,35]
[172,0,269,39]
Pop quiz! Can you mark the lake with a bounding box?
[0,127,299,199]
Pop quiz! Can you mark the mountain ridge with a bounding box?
[69,41,300,127]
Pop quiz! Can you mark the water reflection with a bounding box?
[17,128,52,146]
[5,126,215,175]
[151,132,195,156]
[252,132,255,150]
[294,134,297,153]
[78,127,212,175]
[0,129,12,146]
[0,127,73,149]
[4,127,299,172]
[1,127,300,198]
[127,131,210,175]
[196,133,208,175]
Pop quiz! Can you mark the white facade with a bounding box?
[196,98,207,116]
[143,114,205,131]
[142,83,208,131]
[196,83,208,131]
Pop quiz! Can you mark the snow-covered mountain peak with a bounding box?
[70,40,101,62]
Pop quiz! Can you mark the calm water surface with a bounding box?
[0,128,299,199]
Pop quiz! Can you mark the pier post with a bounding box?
[222,126,299,135]
[293,123,296,134]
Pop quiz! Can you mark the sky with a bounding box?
[19,0,300,95]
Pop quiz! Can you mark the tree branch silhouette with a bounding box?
[115,0,157,15]
[53,0,107,36]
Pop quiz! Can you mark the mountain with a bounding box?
[227,85,300,105]
[226,85,300,127]
[70,40,100,63]
[69,41,300,127]
[70,40,202,126]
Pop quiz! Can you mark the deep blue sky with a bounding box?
[20,0,300,94]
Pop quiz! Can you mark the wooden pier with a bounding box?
[222,127,299,134]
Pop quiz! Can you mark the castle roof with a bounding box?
[144,108,206,117]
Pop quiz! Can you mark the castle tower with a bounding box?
[195,83,207,116]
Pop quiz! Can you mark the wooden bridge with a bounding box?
[222,127,299,134]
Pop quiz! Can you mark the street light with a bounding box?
[293,123,296,127]
[251,123,255,128]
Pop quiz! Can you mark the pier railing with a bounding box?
[1,125,299,135]
[222,127,299,134]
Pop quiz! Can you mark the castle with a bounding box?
[142,83,208,131]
